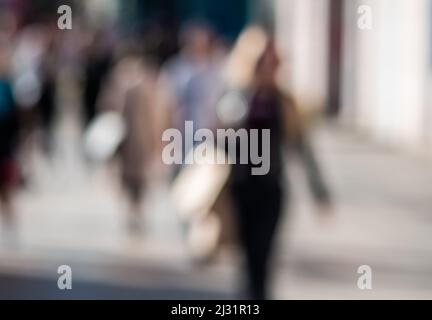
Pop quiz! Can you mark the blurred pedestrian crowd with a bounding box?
[0,8,331,300]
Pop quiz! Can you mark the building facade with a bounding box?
[276,0,432,150]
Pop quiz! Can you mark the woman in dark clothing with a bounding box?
[228,34,331,300]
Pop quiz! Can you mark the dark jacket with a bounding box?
[0,78,19,158]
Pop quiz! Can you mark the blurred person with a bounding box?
[0,36,20,235]
[97,51,157,234]
[37,25,59,156]
[11,22,57,181]
[82,30,113,128]
[159,21,225,168]
[11,24,45,135]
[158,22,233,259]
[219,27,332,300]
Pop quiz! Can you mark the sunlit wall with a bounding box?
[275,0,330,114]
[341,0,431,147]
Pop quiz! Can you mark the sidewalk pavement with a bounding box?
[1,115,432,299]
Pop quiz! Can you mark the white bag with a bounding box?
[83,111,126,163]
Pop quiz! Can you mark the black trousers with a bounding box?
[231,179,283,300]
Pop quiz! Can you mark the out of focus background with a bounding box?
[1,0,432,299]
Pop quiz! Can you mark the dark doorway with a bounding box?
[124,0,249,64]
[134,0,248,40]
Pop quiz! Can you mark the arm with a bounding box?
[281,95,331,204]
[296,135,331,203]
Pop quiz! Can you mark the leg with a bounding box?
[233,182,282,300]
[123,176,144,235]
[0,186,16,237]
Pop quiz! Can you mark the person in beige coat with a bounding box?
[98,53,158,234]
